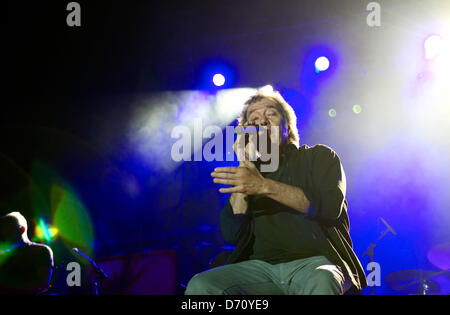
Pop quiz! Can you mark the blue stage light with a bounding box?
[196,59,236,89]
[315,56,330,73]
[212,73,226,87]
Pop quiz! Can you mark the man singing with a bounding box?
[185,87,367,295]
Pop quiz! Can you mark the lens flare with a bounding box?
[328,108,337,118]
[33,218,58,243]
[31,160,94,252]
[52,184,94,251]
[353,104,362,114]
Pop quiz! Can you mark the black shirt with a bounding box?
[248,144,333,264]
[220,143,368,291]
[0,242,54,294]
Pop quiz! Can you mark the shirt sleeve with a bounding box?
[304,145,347,221]
[220,198,251,244]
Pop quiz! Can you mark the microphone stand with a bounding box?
[362,218,396,295]
[72,248,109,295]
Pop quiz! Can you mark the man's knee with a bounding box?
[304,268,343,295]
[185,272,221,295]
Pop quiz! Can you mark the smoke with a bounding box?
[128,88,257,172]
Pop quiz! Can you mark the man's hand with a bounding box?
[211,160,267,195]
[212,160,312,215]
[233,124,260,163]
[219,125,260,214]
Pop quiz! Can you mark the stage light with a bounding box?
[212,73,226,87]
[328,108,337,118]
[198,59,236,89]
[315,56,330,73]
[424,35,443,60]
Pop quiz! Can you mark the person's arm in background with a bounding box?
[33,244,54,293]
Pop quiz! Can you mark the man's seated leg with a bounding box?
[185,259,284,295]
[285,256,347,295]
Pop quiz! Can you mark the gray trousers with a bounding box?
[185,255,352,295]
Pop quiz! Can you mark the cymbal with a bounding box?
[428,242,450,270]
[385,269,450,295]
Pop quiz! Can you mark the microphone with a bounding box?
[235,125,270,147]
[71,248,109,279]
[380,217,397,236]
[234,125,260,135]
[72,247,87,258]
[235,125,261,161]
[72,247,94,264]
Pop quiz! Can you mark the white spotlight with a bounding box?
[424,35,444,60]
[315,56,330,72]
[213,73,226,87]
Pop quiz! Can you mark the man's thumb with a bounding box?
[242,160,256,169]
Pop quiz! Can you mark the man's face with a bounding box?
[245,99,287,145]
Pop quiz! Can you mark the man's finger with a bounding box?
[246,141,259,161]
[219,186,244,194]
[213,178,237,185]
[214,167,238,173]
[211,172,237,179]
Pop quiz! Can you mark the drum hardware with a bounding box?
[385,269,449,295]
[362,217,397,295]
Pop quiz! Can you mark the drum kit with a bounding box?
[385,242,450,295]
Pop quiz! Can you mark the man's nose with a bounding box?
[259,116,268,126]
